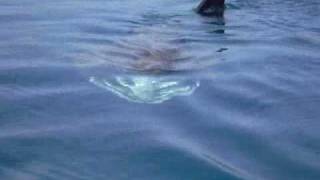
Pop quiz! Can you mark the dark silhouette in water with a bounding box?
[196,0,225,16]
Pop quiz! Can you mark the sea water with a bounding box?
[0,0,320,179]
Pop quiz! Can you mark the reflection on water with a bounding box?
[89,75,199,103]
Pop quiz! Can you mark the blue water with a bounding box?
[1,0,320,179]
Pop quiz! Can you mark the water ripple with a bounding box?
[1,0,320,179]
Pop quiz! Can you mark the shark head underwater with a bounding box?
[88,0,225,104]
[89,36,201,104]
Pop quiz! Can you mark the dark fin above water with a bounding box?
[196,0,225,17]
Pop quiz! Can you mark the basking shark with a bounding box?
[87,0,225,103]
[88,34,201,104]
[87,30,202,104]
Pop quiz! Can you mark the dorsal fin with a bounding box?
[196,0,225,16]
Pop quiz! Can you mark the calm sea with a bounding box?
[1,0,320,179]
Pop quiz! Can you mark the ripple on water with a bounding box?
[1,0,320,179]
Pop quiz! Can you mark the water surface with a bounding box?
[1,0,320,179]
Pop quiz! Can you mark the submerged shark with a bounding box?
[88,36,200,104]
[87,29,202,104]
[87,0,225,103]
